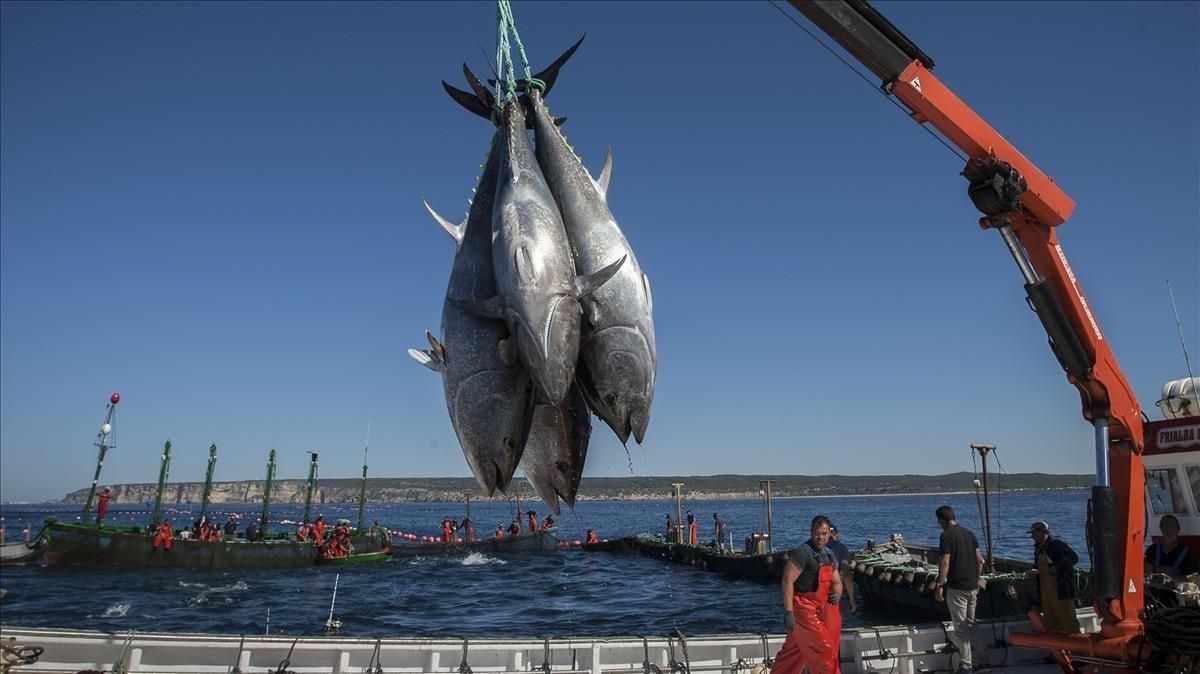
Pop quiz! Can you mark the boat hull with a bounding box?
[40,521,387,570]
[390,530,557,557]
[40,522,318,569]
[315,551,390,566]
[0,540,42,566]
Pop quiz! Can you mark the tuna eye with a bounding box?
[503,437,515,449]
[555,461,570,473]
[604,392,617,406]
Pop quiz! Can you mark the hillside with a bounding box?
[60,472,1092,504]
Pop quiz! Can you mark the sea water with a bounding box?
[0,490,1087,637]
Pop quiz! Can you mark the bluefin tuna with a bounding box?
[520,382,591,515]
[527,89,657,445]
[463,98,624,406]
[409,128,534,496]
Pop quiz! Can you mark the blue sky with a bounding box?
[2,1,1196,502]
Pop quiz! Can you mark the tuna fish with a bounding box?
[409,128,534,496]
[462,98,624,406]
[527,89,657,445]
[520,382,591,515]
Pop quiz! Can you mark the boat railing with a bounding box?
[0,610,1100,674]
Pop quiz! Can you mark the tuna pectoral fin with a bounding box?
[422,199,464,245]
[574,255,627,298]
[596,148,613,198]
[449,295,506,320]
[408,348,443,373]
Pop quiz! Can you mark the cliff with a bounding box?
[60,472,1094,504]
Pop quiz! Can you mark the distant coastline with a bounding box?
[46,472,1093,506]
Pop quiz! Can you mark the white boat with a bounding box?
[0,610,1097,674]
[0,540,42,566]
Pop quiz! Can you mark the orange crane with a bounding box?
[782,0,1156,667]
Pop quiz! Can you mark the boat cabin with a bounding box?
[1143,377,1200,550]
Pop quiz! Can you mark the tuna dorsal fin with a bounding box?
[425,331,447,364]
[442,80,491,121]
[574,255,627,298]
[422,199,464,245]
[408,348,443,373]
[596,148,613,198]
[450,295,506,320]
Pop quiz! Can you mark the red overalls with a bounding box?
[152,522,173,550]
[773,556,841,674]
[688,521,699,545]
[465,521,475,542]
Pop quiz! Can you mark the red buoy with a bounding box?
[110,392,121,404]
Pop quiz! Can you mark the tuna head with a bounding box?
[507,293,582,407]
[520,383,591,516]
[577,326,655,445]
[451,369,534,496]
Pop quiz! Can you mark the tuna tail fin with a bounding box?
[445,75,566,129]
[442,80,491,121]
[408,347,444,373]
[596,148,613,198]
[488,34,585,96]
[574,255,627,298]
[462,64,495,111]
[422,199,464,245]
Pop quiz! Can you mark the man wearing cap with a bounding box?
[1026,521,1080,633]
[933,506,984,674]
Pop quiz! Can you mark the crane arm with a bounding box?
[786,0,1149,658]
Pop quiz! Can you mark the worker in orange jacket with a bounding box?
[152,521,173,551]
[312,516,327,544]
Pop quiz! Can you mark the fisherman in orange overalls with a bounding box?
[586,529,600,544]
[527,510,539,534]
[151,521,173,552]
[96,487,112,524]
[687,511,699,545]
[463,517,475,542]
[441,517,453,543]
[312,516,326,545]
[772,515,843,674]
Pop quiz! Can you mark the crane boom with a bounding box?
[785,0,1149,663]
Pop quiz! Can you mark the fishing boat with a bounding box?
[0,609,1101,674]
[850,535,1091,622]
[316,550,391,566]
[41,398,386,569]
[0,539,42,566]
[389,529,558,558]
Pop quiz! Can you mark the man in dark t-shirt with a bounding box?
[934,506,983,674]
[827,525,856,613]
